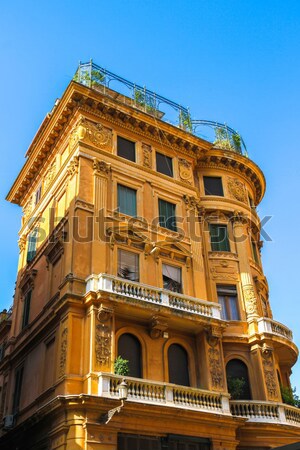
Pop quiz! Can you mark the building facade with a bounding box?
[0,61,299,450]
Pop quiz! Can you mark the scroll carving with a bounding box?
[67,156,79,177]
[93,158,111,176]
[59,327,68,377]
[179,158,193,184]
[149,315,168,339]
[95,305,113,367]
[142,143,152,168]
[227,177,246,203]
[69,118,112,151]
[183,195,201,213]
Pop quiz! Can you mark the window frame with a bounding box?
[203,176,224,196]
[156,151,173,177]
[22,290,32,329]
[162,262,182,293]
[35,184,42,206]
[117,183,137,217]
[26,228,38,263]
[117,135,136,162]
[158,198,177,232]
[209,223,230,252]
[12,365,24,415]
[217,284,240,321]
[117,248,140,282]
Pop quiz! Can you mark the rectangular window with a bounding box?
[158,199,176,231]
[251,241,259,264]
[156,152,173,177]
[163,264,182,293]
[35,184,42,205]
[203,176,224,196]
[217,285,240,320]
[118,249,139,282]
[209,224,230,252]
[117,136,136,162]
[26,229,38,263]
[117,184,137,217]
[22,290,31,329]
[12,366,24,414]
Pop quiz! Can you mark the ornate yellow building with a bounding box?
[0,61,299,450]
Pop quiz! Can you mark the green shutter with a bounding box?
[210,225,230,252]
[159,199,176,231]
[118,185,137,217]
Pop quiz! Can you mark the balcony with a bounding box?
[86,273,221,320]
[230,400,300,427]
[257,318,293,341]
[99,373,230,415]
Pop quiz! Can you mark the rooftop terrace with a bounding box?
[74,60,248,157]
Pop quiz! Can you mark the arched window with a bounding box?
[168,344,190,386]
[118,333,142,378]
[226,359,251,400]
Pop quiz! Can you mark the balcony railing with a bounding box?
[230,400,300,426]
[86,273,221,320]
[257,318,293,341]
[99,373,230,415]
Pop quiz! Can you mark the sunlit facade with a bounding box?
[0,62,299,450]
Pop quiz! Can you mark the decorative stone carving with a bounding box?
[227,177,246,203]
[69,117,112,151]
[261,346,279,400]
[149,315,168,339]
[59,327,68,377]
[95,305,113,367]
[206,331,224,390]
[23,199,33,222]
[231,210,248,225]
[67,156,79,177]
[44,161,57,190]
[19,269,38,293]
[93,158,111,176]
[243,285,258,317]
[183,194,201,213]
[142,143,152,168]
[18,236,27,253]
[210,260,238,281]
[178,158,193,184]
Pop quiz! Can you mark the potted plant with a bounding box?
[114,356,130,376]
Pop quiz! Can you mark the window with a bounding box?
[209,224,230,252]
[217,285,240,320]
[226,359,251,400]
[158,199,176,231]
[261,296,268,317]
[156,152,173,177]
[117,136,135,162]
[117,184,137,217]
[162,264,182,293]
[203,176,223,196]
[35,184,42,206]
[118,334,142,378]
[26,229,38,263]
[12,365,24,414]
[251,240,259,264]
[248,194,255,208]
[168,344,190,386]
[22,290,31,329]
[118,249,139,282]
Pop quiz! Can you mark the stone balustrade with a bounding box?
[230,400,300,426]
[257,318,293,341]
[99,373,230,415]
[86,273,221,319]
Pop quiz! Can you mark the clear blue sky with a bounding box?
[0,0,299,391]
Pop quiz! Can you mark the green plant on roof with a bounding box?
[179,110,192,132]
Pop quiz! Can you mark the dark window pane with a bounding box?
[118,333,142,378]
[22,290,32,329]
[117,136,135,162]
[118,250,139,281]
[217,285,239,320]
[251,241,259,264]
[226,359,251,400]
[27,229,38,263]
[203,176,223,196]
[168,344,190,386]
[12,366,24,414]
[163,264,182,293]
[156,152,173,177]
[159,199,176,231]
[118,184,137,216]
[209,224,230,252]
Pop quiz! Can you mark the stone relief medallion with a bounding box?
[69,118,112,151]
[227,177,246,203]
[179,158,193,184]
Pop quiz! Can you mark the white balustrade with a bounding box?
[86,274,221,319]
[257,318,293,341]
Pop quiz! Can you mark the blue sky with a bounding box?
[0,1,299,391]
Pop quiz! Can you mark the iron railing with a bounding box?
[73,60,248,157]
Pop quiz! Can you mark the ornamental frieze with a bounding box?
[206,331,224,390]
[261,346,279,400]
[242,285,258,317]
[59,327,68,377]
[44,161,57,190]
[227,177,247,203]
[69,117,112,151]
[95,304,113,367]
[142,143,152,168]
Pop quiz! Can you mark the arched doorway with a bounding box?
[168,343,190,386]
[118,333,142,378]
[226,359,251,399]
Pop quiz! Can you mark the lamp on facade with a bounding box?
[100,379,128,424]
